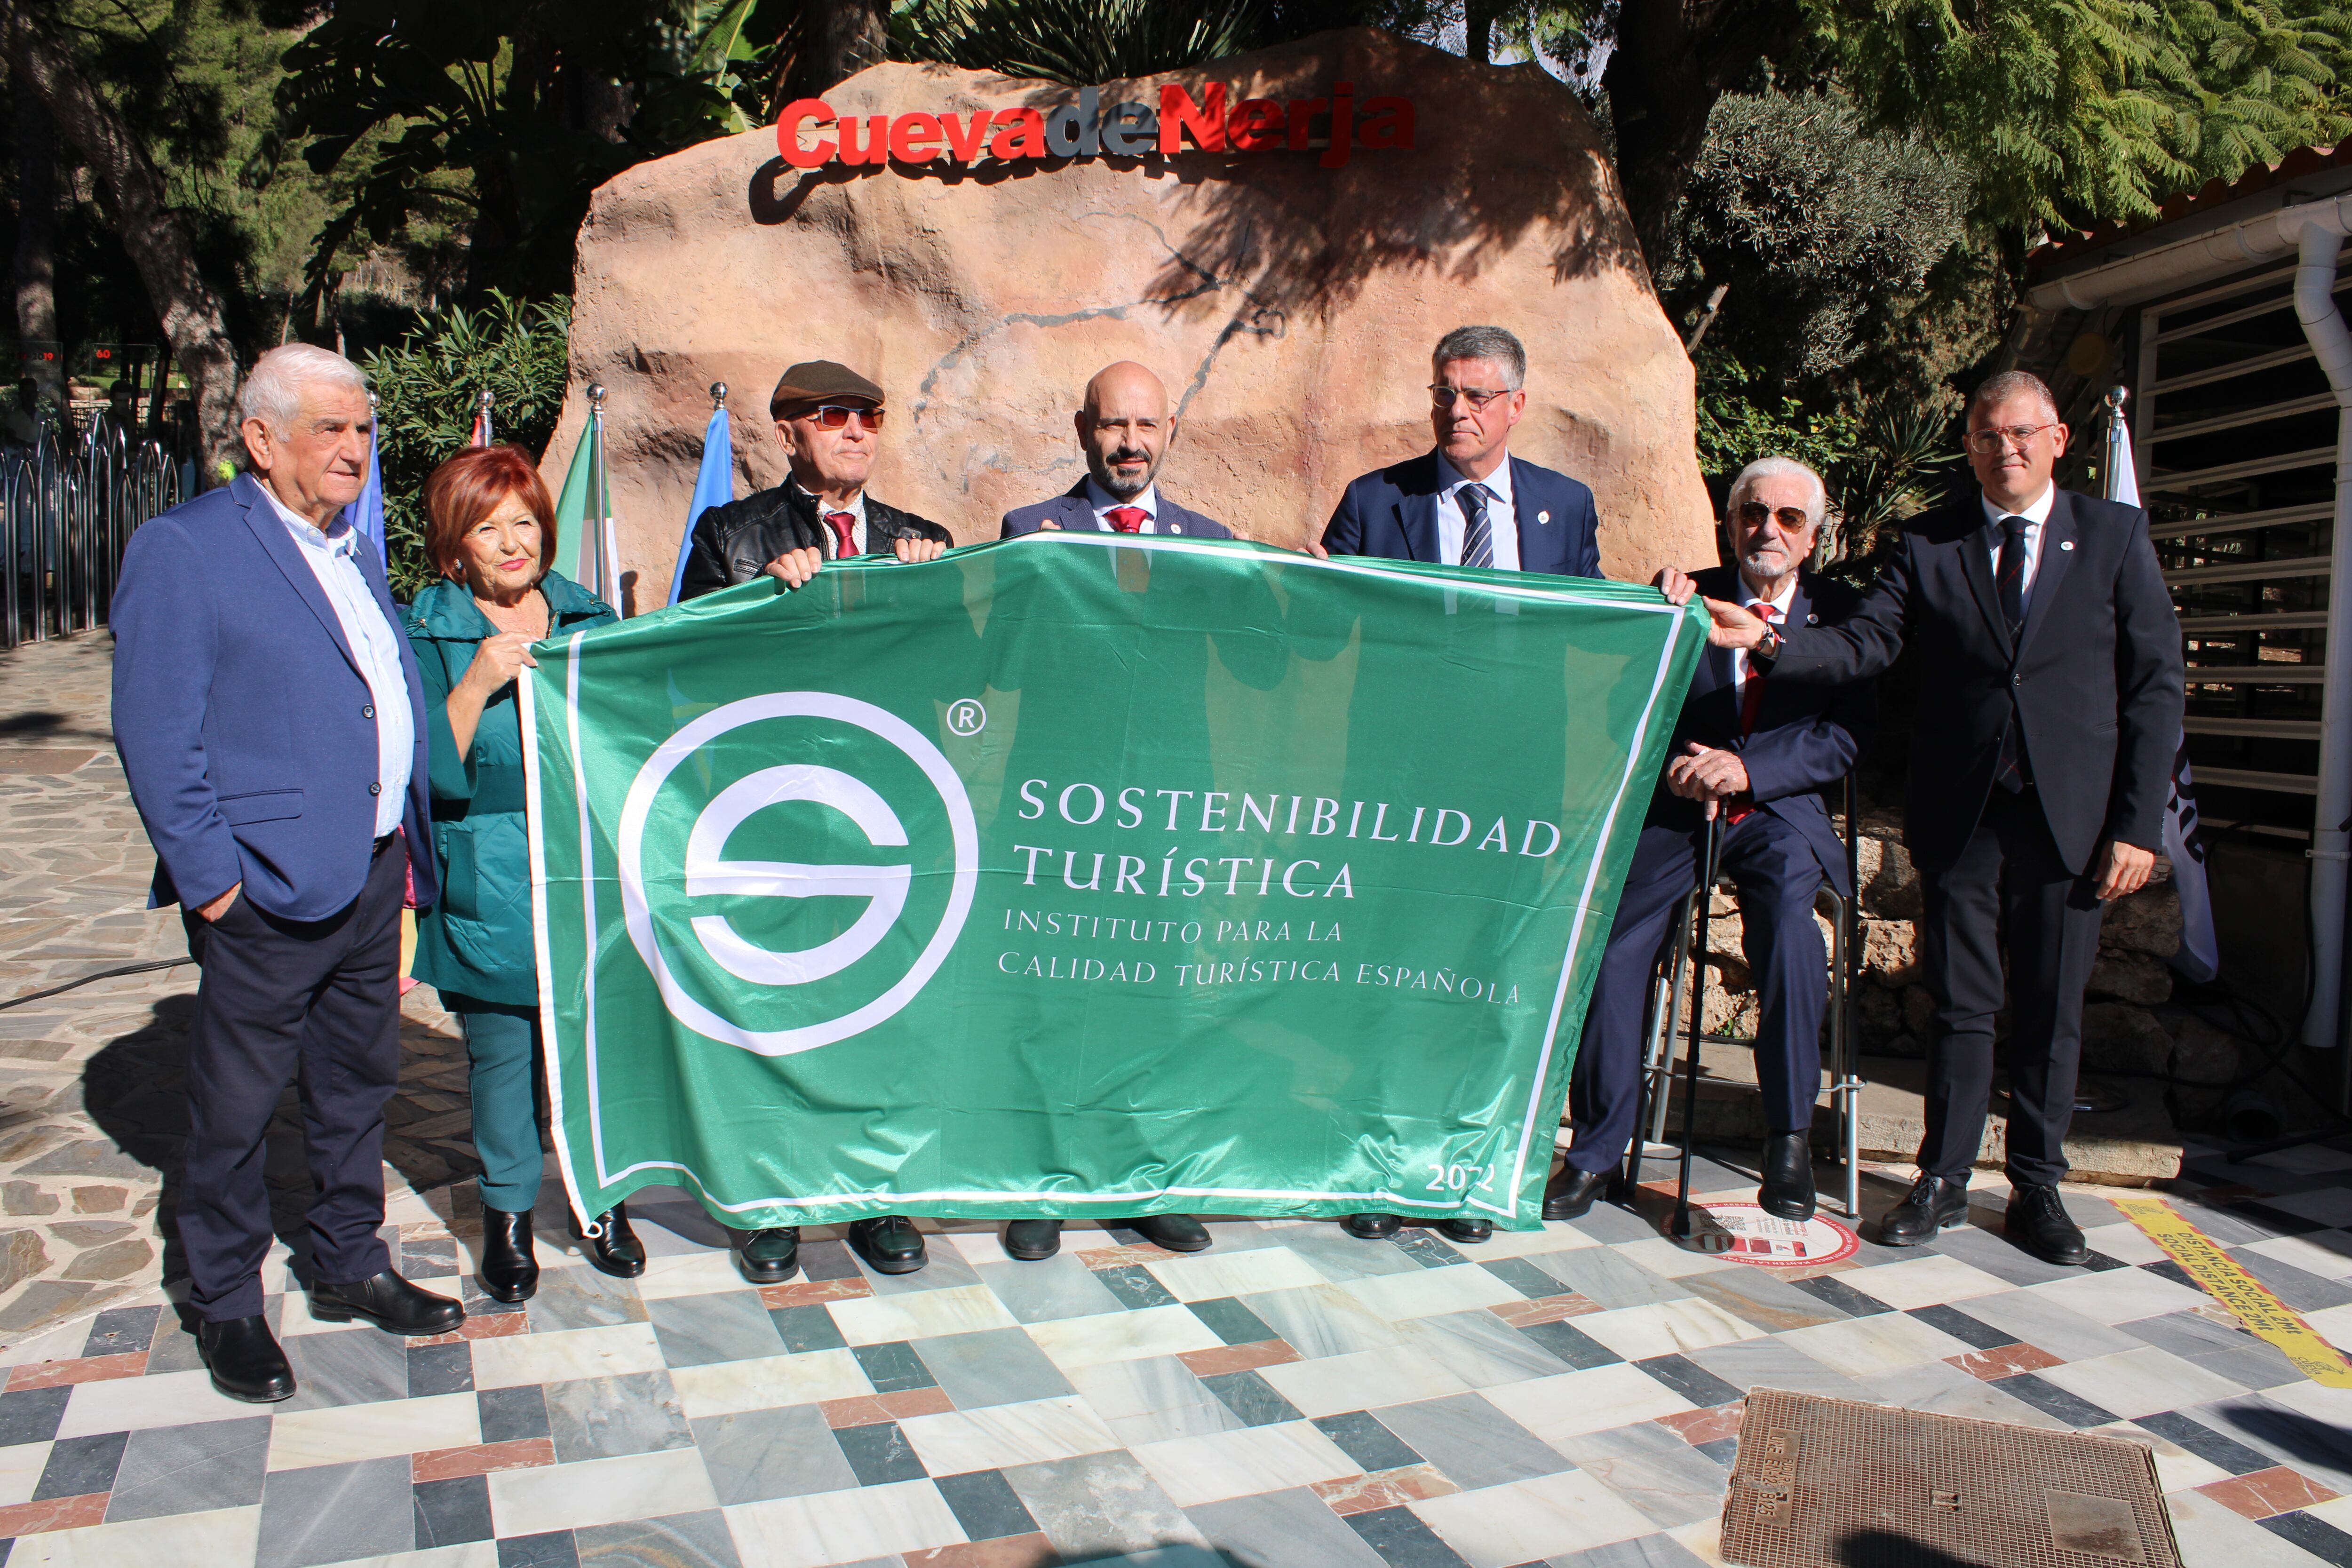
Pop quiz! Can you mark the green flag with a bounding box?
[523,534,1705,1230]
[549,427,593,587]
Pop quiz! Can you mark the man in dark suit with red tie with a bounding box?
[1674,372,2185,1266]
[1001,361,1231,541]
[1546,459,1873,1226]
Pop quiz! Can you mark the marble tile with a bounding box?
[523,1265,650,1334]
[2270,1189,2352,1229]
[1255,1345,1474,1419]
[268,1391,481,1472]
[488,1447,719,1537]
[2225,1248,2352,1313]
[2244,1233,2352,1282]
[1234,1283,1405,1357]
[2076,1222,2168,1267]
[1548,1532,1714,1568]
[1026,1305,1225,1371]
[276,1325,414,1413]
[667,1349,873,1420]
[833,1417,925,1486]
[633,1251,755,1302]
[1187,1485,1390,1566]
[2035,1345,2253,1419]
[104,1416,270,1522]
[256,1455,413,1568]
[644,1292,783,1369]
[1952,1289,2145,1362]
[855,1237,986,1296]
[57,1369,266,1438]
[1927,1224,2094,1288]
[1679,1272,1849,1334]
[829,1284,1020,1346]
[2027,1266,2214,1326]
[8,1503,262,1568]
[1480,1364,1697,1446]
[689,1403,858,1505]
[723,1479,967,1568]
[907,1325,1075,1410]
[972,1256,1127,1323]
[1393,1308,1573,1389]
[1252,1224,1430,1282]
[1524,1249,1694,1310]
[0,1439,48,1506]
[1145,1247,1328,1302]
[2163,1481,2335,1567]
[1312,1410,1425,1472]
[1777,1312,1973,1376]
[1555,1419,1736,1528]
[1372,1392,1571,1489]
[1575,1299,1764,1362]
[1412,1468,1658,1567]
[1338,1265,1523,1323]
[929,1465,1040,1543]
[2086,1421,2232,1493]
[1129,1418,1359,1506]
[898,1395,1120,1474]
[544,1370,694,1462]
[1836,1253,2013,1311]
[1456,1225,1605,1261]
[275,1288,377,1340]
[471,1323,667,1390]
[1067,1356,1244,1446]
[1683,1338,1863,1398]
[1609,1241,1745,1281]
[573,1508,745,1568]
[1001,1449,1210,1561]
[2301,1302,2352,1351]
[1855,1361,2069,1430]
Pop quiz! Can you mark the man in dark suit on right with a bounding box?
[1670,371,2184,1266]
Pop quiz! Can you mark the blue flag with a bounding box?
[342,419,386,567]
[670,406,732,605]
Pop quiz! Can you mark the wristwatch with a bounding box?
[1752,623,1784,666]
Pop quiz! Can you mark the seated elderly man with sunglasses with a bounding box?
[679,359,952,599]
[1544,458,1874,1226]
[677,358,951,1283]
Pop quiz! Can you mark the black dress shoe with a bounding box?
[196,1315,295,1403]
[1127,1215,1212,1253]
[478,1205,540,1303]
[1543,1168,1610,1221]
[1439,1217,1493,1243]
[309,1270,465,1336]
[1758,1132,1818,1222]
[731,1227,801,1284]
[2006,1182,2091,1266]
[1877,1174,1971,1247]
[1343,1212,1401,1240]
[1004,1219,1062,1261]
[568,1204,646,1279]
[849,1215,928,1274]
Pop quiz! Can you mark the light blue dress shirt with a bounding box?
[1436,453,1521,571]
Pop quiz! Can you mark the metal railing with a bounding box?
[2,415,186,650]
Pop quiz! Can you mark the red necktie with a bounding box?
[1726,604,1780,825]
[824,511,856,558]
[1105,506,1146,534]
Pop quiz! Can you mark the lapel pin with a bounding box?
[1171,525,1183,534]
[1807,613,1819,625]
[2059,540,2075,550]
[1537,510,1551,525]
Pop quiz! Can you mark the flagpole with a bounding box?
[588,383,615,612]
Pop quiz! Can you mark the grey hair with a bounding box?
[1725,455,1828,531]
[238,343,368,432]
[1432,325,1526,389]
[1970,369,2059,422]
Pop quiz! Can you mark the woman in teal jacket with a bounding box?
[403,445,640,1301]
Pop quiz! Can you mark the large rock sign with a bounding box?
[546,28,1714,603]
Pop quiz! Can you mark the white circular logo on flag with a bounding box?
[616,693,977,1055]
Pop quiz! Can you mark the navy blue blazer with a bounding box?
[111,474,437,921]
[1652,565,1875,894]
[1000,482,1232,539]
[1319,451,1602,578]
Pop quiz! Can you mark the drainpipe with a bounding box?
[2286,204,2352,1050]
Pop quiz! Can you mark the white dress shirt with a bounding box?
[1083,477,1161,533]
[798,483,869,556]
[1982,483,2056,618]
[1436,454,1521,571]
[1729,576,1799,701]
[261,483,414,837]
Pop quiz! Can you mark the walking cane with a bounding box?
[1669,811,1733,1252]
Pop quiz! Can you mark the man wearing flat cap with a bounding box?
[679,359,952,598]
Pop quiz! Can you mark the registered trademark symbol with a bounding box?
[946,699,986,737]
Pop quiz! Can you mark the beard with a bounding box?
[1090,448,1157,499]
[1741,546,1790,579]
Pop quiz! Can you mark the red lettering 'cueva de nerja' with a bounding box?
[777,83,1414,172]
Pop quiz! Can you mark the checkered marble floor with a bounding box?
[4,1141,2352,1568]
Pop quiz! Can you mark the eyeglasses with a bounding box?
[1428,385,1513,411]
[1962,423,2056,454]
[803,404,884,430]
[1736,502,1812,531]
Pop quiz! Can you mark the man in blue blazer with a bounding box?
[1547,459,1874,1226]
[1319,324,1604,1245]
[1001,361,1231,541]
[112,345,462,1403]
[1320,325,1602,581]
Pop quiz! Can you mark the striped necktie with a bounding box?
[1460,483,1495,569]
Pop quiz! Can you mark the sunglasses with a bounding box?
[1737,502,1812,530]
[799,404,884,430]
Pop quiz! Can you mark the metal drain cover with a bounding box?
[1721,1388,2182,1568]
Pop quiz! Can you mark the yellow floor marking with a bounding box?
[2114,1195,2352,1388]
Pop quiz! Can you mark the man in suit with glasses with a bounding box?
[1669,372,2183,1266]
[1318,323,1604,1246]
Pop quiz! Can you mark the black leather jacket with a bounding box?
[677,482,953,601]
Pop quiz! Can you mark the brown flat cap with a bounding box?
[770,359,885,416]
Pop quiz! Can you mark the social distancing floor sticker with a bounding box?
[2114,1194,2352,1387]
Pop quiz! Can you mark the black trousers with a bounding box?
[179,838,405,1320]
[1916,787,2106,1187]
[1566,810,1828,1174]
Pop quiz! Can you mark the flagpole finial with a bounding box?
[2105,385,2130,416]
[477,388,493,415]
[368,390,379,411]
[711,382,727,408]
[588,383,606,407]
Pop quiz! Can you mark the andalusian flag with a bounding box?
[552,417,620,611]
